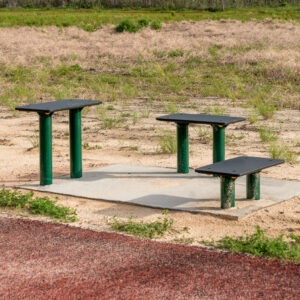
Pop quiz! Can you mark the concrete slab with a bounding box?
[20,164,300,220]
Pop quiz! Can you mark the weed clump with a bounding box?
[109,210,174,239]
[28,198,77,222]
[269,142,297,164]
[258,127,278,143]
[0,189,32,208]
[159,132,177,154]
[205,226,300,262]
[0,189,77,222]
[150,20,161,30]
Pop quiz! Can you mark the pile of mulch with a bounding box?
[0,217,299,299]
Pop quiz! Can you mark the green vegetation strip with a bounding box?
[205,226,300,262]
[2,55,299,111]
[0,7,299,31]
[0,188,77,222]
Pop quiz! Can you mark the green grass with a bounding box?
[0,188,33,208]
[168,49,184,57]
[205,226,300,262]
[204,106,226,116]
[197,127,211,144]
[255,102,277,119]
[258,127,278,143]
[2,51,300,112]
[109,210,174,239]
[269,142,297,164]
[159,132,177,154]
[28,197,77,222]
[0,188,77,222]
[0,7,299,30]
[0,9,299,118]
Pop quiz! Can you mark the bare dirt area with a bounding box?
[0,21,300,298]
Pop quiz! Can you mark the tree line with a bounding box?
[0,0,298,9]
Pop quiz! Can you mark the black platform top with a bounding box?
[16,99,102,113]
[156,113,245,126]
[195,156,284,177]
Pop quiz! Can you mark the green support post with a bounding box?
[213,125,225,163]
[221,176,236,209]
[247,172,260,200]
[177,123,189,174]
[39,113,52,185]
[69,108,82,178]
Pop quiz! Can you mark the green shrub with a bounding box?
[115,19,138,33]
[138,19,149,28]
[115,19,149,33]
[150,20,161,30]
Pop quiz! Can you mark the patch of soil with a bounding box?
[1,217,300,299]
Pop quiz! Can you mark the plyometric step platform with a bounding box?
[19,164,300,220]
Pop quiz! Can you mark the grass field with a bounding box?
[0,6,299,30]
[0,8,299,163]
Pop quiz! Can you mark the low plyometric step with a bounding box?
[19,164,300,220]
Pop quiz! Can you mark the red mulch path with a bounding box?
[0,217,299,299]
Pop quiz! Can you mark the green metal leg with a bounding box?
[221,176,236,209]
[69,109,82,178]
[177,123,189,173]
[213,125,225,163]
[39,113,52,185]
[247,172,260,200]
